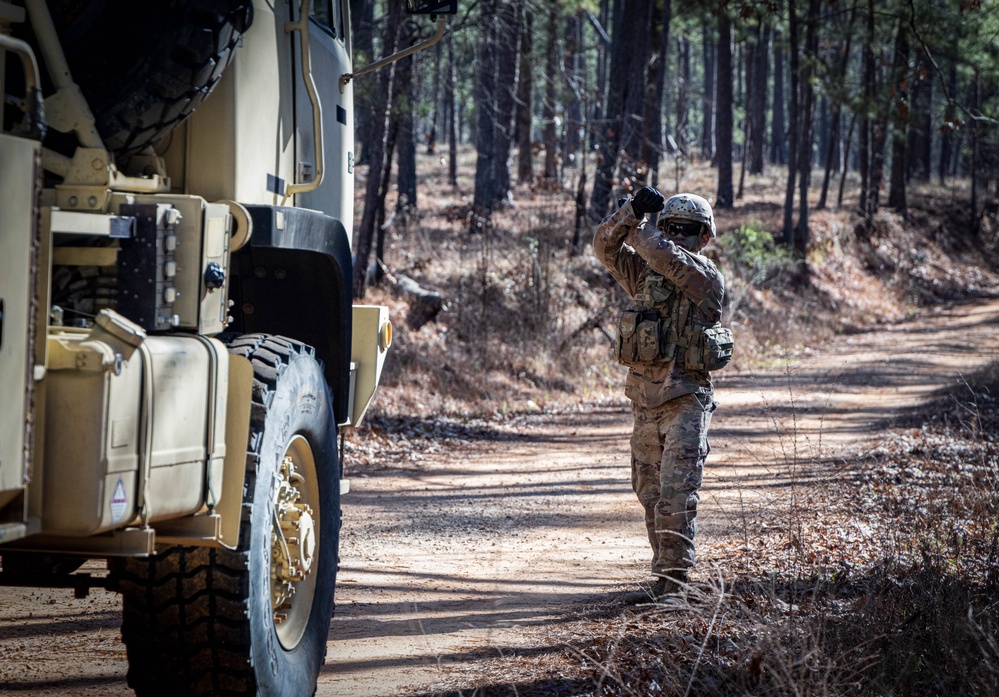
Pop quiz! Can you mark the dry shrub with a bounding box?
[424,363,999,697]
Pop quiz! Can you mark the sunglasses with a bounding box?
[660,221,703,237]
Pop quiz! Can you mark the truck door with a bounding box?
[293,0,354,235]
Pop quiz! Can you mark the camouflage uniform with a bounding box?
[593,202,724,579]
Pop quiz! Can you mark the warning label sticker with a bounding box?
[110,478,128,523]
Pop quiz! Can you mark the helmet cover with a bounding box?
[657,193,716,237]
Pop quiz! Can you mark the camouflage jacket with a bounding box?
[593,202,725,408]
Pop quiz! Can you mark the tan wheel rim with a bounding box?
[270,434,321,649]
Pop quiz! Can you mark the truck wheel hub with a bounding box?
[271,455,316,612]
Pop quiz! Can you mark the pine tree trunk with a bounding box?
[542,3,559,182]
[938,62,957,184]
[701,20,715,161]
[394,18,418,214]
[470,0,499,233]
[427,42,441,156]
[515,9,534,184]
[887,18,909,215]
[353,0,403,298]
[770,34,787,166]
[592,0,611,151]
[493,0,520,203]
[738,37,752,199]
[715,8,734,208]
[621,0,653,167]
[795,0,820,254]
[749,21,769,174]
[350,0,376,166]
[589,0,653,220]
[446,32,458,187]
[782,0,800,246]
[818,0,856,210]
[676,36,691,156]
[374,118,400,285]
[565,11,585,166]
[641,0,671,184]
[817,103,841,210]
[837,111,857,208]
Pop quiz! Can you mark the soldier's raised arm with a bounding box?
[626,226,724,323]
[592,188,665,297]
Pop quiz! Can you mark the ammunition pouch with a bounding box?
[617,308,734,372]
[616,310,662,366]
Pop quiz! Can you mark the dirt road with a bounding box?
[2,298,998,696]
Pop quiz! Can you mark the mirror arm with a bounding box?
[339,16,446,93]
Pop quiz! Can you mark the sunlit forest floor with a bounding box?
[344,150,999,695]
[355,148,999,421]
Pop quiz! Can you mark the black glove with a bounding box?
[630,186,665,217]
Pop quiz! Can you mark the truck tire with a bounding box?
[118,334,341,697]
[47,0,253,156]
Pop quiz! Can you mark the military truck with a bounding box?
[0,1,452,694]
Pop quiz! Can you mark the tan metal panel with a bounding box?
[41,330,143,535]
[0,134,40,497]
[348,305,391,427]
[184,0,296,205]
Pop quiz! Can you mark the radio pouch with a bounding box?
[685,324,734,371]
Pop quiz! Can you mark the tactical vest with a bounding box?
[616,270,733,372]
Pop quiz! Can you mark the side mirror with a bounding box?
[405,0,457,14]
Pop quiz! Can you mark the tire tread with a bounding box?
[119,334,318,697]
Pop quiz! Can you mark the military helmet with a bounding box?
[657,193,716,237]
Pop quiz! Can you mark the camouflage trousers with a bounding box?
[630,392,715,579]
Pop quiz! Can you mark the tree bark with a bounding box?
[887,17,909,215]
[817,0,857,210]
[907,54,932,181]
[620,0,653,167]
[394,18,418,214]
[782,0,800,245]
[748,21,769,174]
[837,111,857,208]
[427,41,440,156]
[701,19,715,161]
[715,8,734,208]
[591,0,611,153]
[641,0,671,185]
[515,9,534,184]
[770,32,787,166]
[350,0,376,166]
[589,0,653,221]
[795,0,820,254]
[859,0,880,230]
[542,3,559,182]
[470,0,499,233]
[353,0,403,298]
[938,61,957,184]
[493,0,520,203]
[676,36,691,157]
[446,32,458,187]
[565,11,585,166]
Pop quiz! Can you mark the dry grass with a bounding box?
[415,364,999,697]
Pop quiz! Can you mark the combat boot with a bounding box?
[621,572,688,605]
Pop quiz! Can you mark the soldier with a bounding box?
[593,187,726,603]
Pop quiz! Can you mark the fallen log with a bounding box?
[394,273,445,330]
